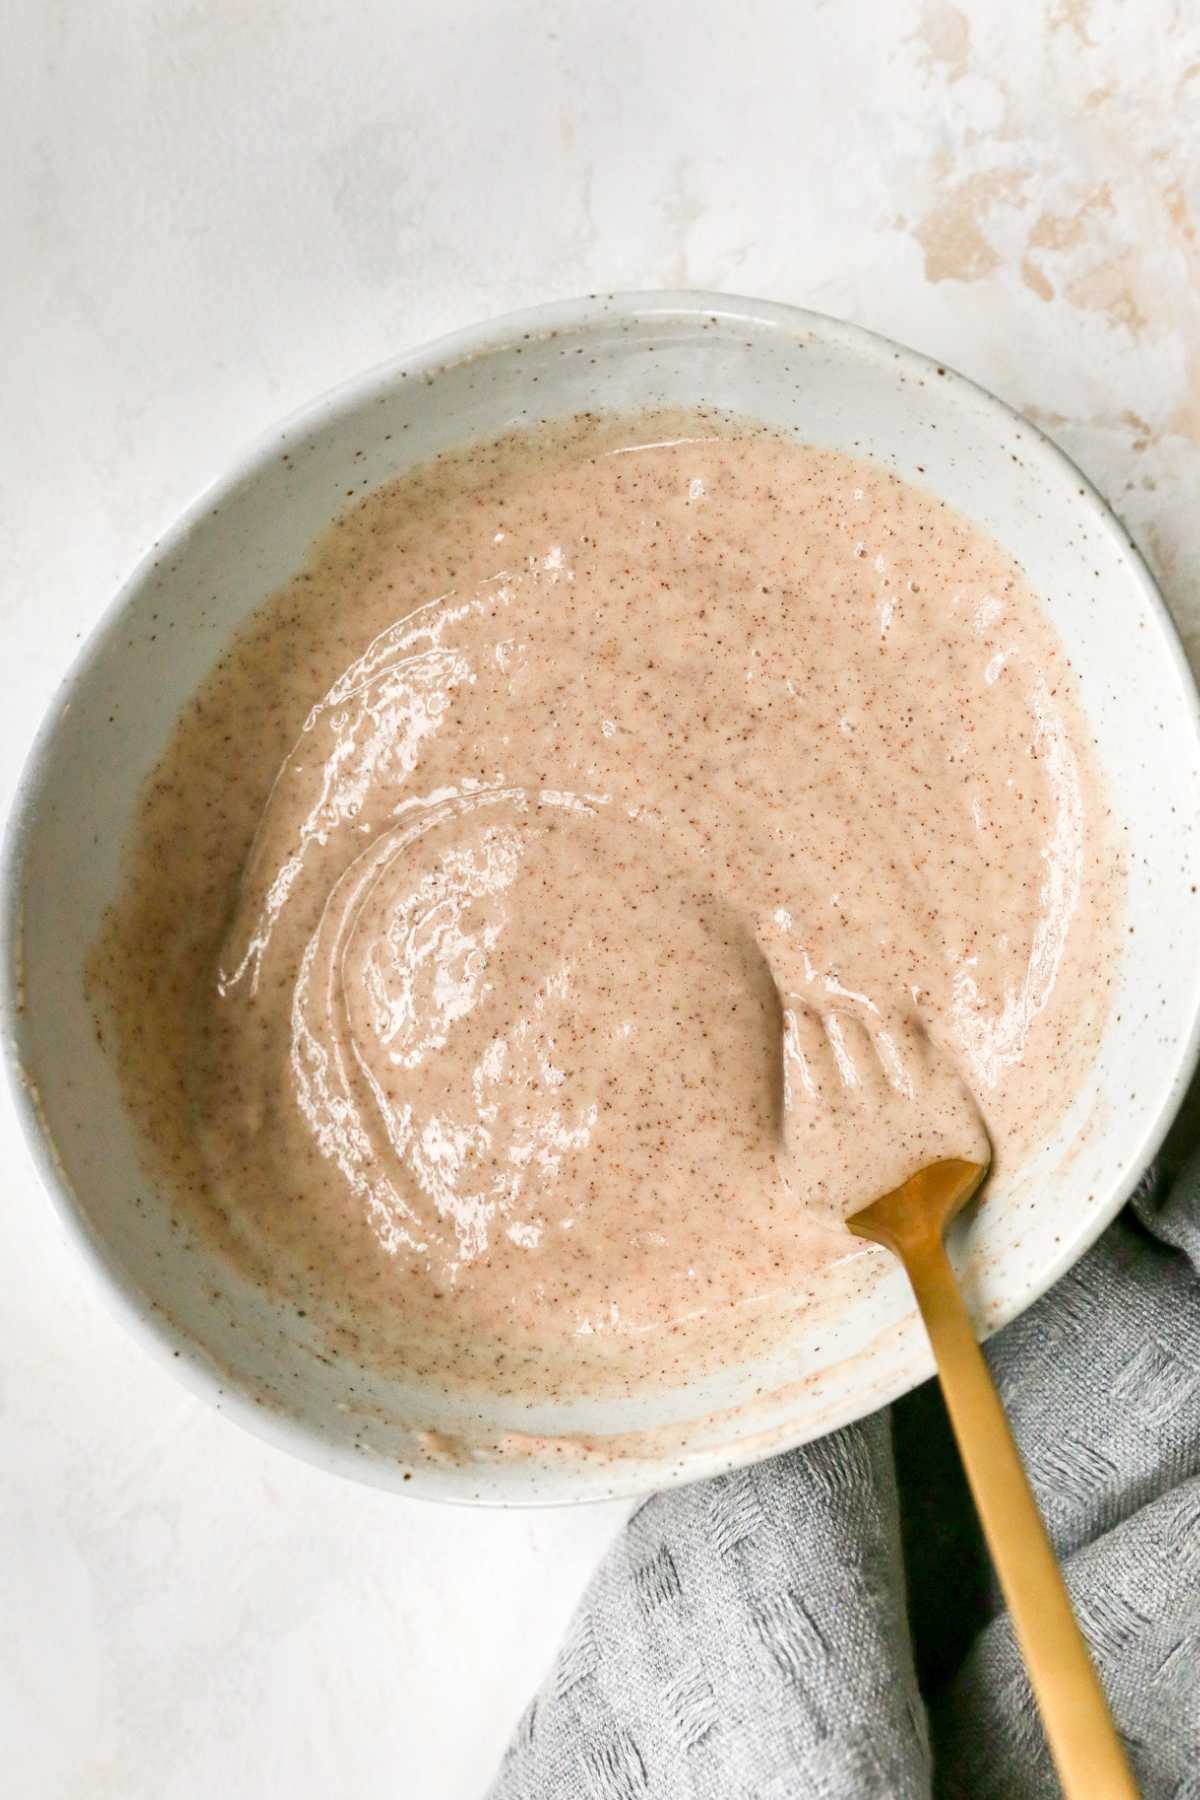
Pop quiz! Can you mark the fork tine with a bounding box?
[822,1011,879,1094]
[781,1000,838,1102]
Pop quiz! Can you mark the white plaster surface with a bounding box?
[3,2,1199,1794]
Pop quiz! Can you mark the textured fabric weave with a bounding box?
[490,1157,1200,1798]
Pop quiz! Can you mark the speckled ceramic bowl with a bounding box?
[5,293,1200,1504]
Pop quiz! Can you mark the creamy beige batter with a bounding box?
[90,412,1120,1396]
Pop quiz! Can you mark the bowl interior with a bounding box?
[8,295,1200,1503]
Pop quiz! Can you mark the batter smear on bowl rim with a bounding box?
[90,411,1121,1397]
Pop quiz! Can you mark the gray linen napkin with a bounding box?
[489,1155,1200,1799]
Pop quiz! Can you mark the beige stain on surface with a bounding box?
[1168,347,1200,444]
[1023,401,1153,444]
[915,168,1028,283]
[914,150,1191,355]
[1156,182,1200,441]
[1020,256,1054,301]
[1020,184,1115,304]
[909,0,971,80]
[1028,183,1114,252]
[1163,180,1197,246]
[1063,251,1148,336]
[1119,408,1153,451]
[896,3,1200,372]
[1050,0,1097,45]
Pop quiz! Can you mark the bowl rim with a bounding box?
[5,287,1200,1506]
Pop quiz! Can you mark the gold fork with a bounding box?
[850,1156,1138,1797]
[783,1001,1138,1796]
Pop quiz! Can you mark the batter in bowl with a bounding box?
[90,412,1121,1396]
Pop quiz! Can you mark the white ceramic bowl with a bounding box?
[6,293,1200,1505]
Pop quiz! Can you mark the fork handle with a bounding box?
[902,1233,1139,1799]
